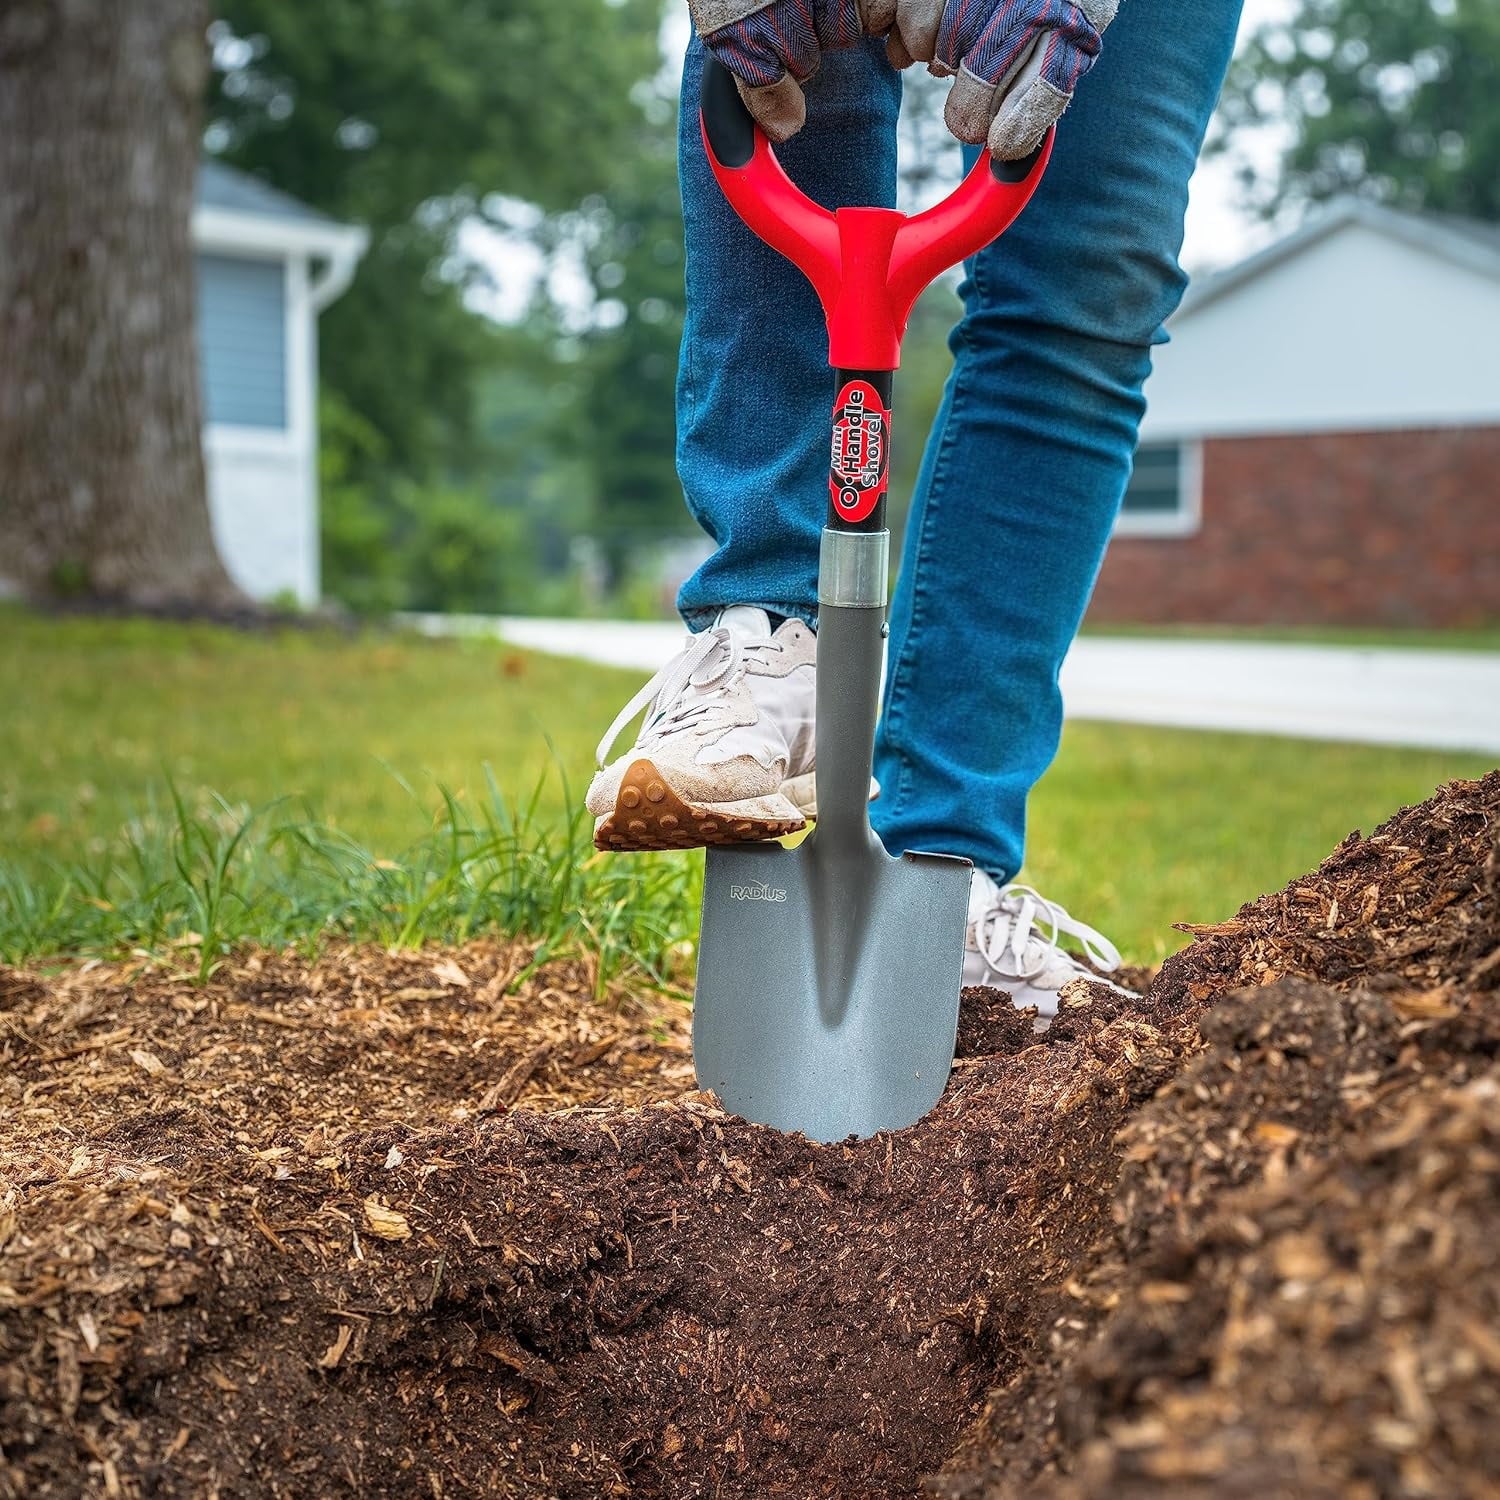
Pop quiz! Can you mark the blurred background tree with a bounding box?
[1215,0,1500,222]
[208,0,678,614]
[550,131,687,590]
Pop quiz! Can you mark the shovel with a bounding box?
[692,55,1052,1142]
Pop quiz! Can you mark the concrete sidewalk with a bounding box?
[405,614,1500,757]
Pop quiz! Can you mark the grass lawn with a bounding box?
[2,608,1493,971]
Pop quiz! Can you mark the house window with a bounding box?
[1116,440,1201,537]
[196,253,287,429]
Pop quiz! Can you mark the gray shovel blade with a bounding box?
[693,835,972,1141]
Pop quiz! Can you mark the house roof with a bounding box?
[1180,197,1500,319]
[197,159,339,228]
[1426,211,1500,261]
[193,160,368,310]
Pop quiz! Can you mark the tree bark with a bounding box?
[0,0,245,609]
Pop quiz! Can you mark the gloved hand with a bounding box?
[688,0,868,143]
[868,0,1117,159]
[689,0,1116,159]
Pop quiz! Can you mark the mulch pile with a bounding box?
[3,772,1497,1499]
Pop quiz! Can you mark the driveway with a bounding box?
[405,615,1500,757]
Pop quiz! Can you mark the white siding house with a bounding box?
[194,162,367,605]
[1141,200,1500,447]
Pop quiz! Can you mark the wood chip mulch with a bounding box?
[2,772,1497,1500]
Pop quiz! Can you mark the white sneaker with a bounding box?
[963,871,1134,1018]
[588,606,816,851]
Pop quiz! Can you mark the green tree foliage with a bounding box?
[551,115,687,585]
[1216,0,1500,222]
[206,0,670,610]
[320,433,539,617]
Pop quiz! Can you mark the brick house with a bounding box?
[1088,200,1500,628]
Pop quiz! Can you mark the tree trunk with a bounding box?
[0,0,245,610]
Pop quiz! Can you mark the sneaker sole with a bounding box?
[593,759,807,852]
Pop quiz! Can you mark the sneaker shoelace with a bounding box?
[973,883,1123,983]
[595,626,783,768]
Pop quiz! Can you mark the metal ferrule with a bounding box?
[818,528,889,609]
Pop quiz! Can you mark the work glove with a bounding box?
[870,0,1117,159]
[689,0,1116,159]
[689,0,867,143]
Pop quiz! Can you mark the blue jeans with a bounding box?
[676,1,1243,883]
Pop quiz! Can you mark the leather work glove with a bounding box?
[689,0,1116,158]
[688,0,867,143]
[869,0,1118,159]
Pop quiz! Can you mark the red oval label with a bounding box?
[829,380,890,523]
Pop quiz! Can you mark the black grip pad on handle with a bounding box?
[990,140,1047,183]
[701,53,757,168]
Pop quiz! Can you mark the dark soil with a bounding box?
[3,772,1497,1499]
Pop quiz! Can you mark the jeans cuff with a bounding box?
[680,603,819,633]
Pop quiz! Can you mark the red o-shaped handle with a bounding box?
[700,55,1052,369]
